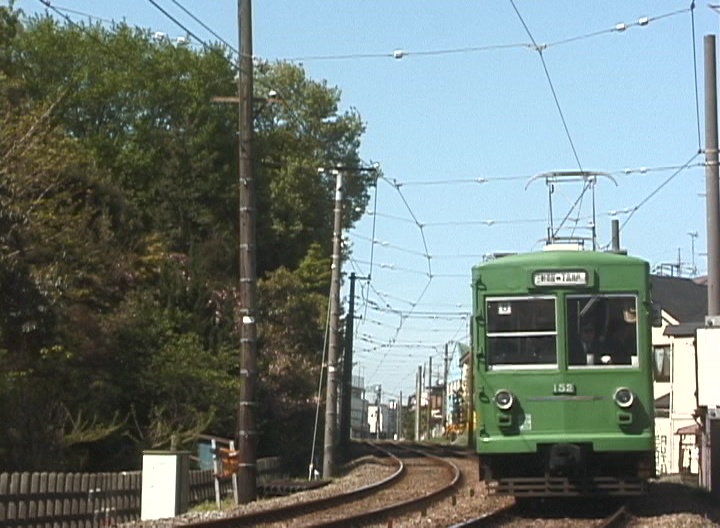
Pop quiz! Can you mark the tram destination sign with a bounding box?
[532,270,588,287]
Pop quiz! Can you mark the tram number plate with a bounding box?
[553,383,576,395]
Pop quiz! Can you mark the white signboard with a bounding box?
[533,270,587,287]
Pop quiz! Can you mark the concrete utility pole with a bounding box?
[467,321,476,450]
[443,343,449,433]
[375,385,382,440]
[322,164,377,472]
[398,391,403,439]
[323,170,343,478]
[689,232,698,276]
[236,0,257,503]
[415,366,421,441]
[339,272,357,456]
[426,359,431,439]
[706,35,720,315]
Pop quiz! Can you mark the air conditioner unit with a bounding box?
[706,315,720,328]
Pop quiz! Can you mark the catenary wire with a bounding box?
[166,0,238,53]
[282,8,690,63]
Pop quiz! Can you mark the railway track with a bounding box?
[182,441,460,527]
[447,500,631,528]
[447,504,518,527]
[597,504,631,527]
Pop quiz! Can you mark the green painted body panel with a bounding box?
[472,250,655,456]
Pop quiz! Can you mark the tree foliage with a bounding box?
[0,6,372,471]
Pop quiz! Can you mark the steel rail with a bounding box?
[303,441,461,527]
[183,441,404,528]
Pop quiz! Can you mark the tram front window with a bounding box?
[486,297,557,368]
[567,294,639,367]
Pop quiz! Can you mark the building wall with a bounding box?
[368,404,391,438]
[651,312,699,475]
[350,396,368,439]
[350,376,367,438]
[655,418,672,475]
[445,378,464,426]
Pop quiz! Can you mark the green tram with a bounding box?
[472,248,655,497]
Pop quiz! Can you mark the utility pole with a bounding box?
[236,0,257,503]
[706,34,720,315]
[339,272,357,457]
[323,170,343,478]
[689,232,698,276]
[443,343,449,433]
[426,358,431,439]
[398,391,403,440]
[375,385,382,440]
[415,366,421,441]
[320,164,376,474]
[467,320,476,450]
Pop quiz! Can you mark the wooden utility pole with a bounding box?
[236,0,257,503]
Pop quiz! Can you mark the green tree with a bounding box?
[0,85,139,469]
[0,7,374,470]
[255,255,329,464]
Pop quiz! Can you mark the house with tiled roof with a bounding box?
[650,275,707,476]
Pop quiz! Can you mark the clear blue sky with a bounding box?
[8,0,719,401]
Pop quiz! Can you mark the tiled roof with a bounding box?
[651,275,707,323]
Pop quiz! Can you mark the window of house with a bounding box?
[486,296,557,369]
[653,344,671,382]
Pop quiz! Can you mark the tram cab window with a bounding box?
[486,297,557,369]
[567,294,639,367]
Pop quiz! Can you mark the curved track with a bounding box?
[448,501,631,528]
[183,441,460,528]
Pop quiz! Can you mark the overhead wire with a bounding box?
[509,0,587,243]
[34,2,115,24]
[166,0,238,53]
[281,8,690,63]
[143,0,206,49]
[690,1,702,151]
[279,9,688,62]
[28,1,706,395]
[347,163,705,189]
[366,174,381,281]
[353,174,439,381]
[608,2,703,246]
[619,152,702,232]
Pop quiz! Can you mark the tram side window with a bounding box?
[486,298,557,367]
[567,294,639,367]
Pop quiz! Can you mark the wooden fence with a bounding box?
[0,471,141,527]
[0,457,281,528]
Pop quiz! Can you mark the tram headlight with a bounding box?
[494,389,514,411]
[613,387,634,408]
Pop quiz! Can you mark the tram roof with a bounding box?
[473,249,647,270]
